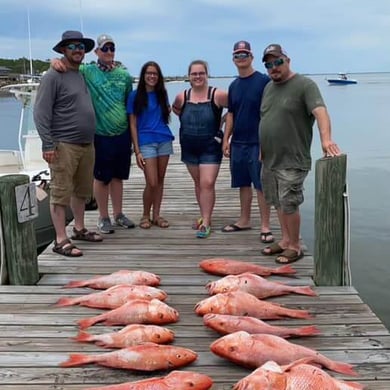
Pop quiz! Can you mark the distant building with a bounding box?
[0,66,11,75]
[0,66,19,86]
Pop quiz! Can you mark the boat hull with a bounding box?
[327,79,357,85]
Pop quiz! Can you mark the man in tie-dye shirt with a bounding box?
[81,34,135,235]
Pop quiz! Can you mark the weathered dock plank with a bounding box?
[0,143,389,389]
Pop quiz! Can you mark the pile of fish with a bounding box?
[57,269,212,389]
[197,257,365,389]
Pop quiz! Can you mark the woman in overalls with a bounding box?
[172,60,228,238]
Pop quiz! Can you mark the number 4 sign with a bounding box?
[15,183,39,223]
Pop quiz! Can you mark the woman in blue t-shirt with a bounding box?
[127,61,174,229]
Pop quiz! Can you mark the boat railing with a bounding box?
[1,82,44,170]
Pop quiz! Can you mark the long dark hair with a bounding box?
[133,61,170,124]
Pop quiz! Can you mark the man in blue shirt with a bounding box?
[222,41,273,244]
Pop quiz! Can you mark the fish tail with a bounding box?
[77,316,99,330]
[73,330,93,343]
[294,286,318,296]
[59,353,93,367]
[294,325,321,337]
[55,297,75,306]
[63,280,86,288]
[274,264,297,275]
[287,308,312,319]
[329,360,359,376]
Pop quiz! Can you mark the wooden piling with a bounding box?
[313,154,348,286]
[0,174,39,285]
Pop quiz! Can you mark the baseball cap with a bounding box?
[96,34,114,49]
[262,44,288,61]
[232,40,252,54]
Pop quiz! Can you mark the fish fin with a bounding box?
[59,353,92,367]
[288,309,312,319]
[73,330,92,343]
[77,316,98,330]
[55,297,75,307]
[294,286,318,296]
[63,280,86,288]
[294,325,321,337]
[330,361,359,376]
[274,264,297,275]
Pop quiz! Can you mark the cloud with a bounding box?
[1,0,390,74]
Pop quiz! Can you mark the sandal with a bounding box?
[192,217,203,230]
[53,238,82,257]
[276,249,304,264]
[260,231,274,243]
[71,228,103,242]
[261,242,284,256]
[139,216,152,229]
[153,217,169,228]
[196,225,211,238]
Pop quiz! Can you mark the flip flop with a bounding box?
[221,223,252,233]
[275,249,304,264]
[260,231,274,243]
[261,242,284,256]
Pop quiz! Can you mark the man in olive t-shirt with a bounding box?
[259,43,341,264]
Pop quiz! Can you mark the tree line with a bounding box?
[0,58,50,75]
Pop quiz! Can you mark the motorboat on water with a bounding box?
[0,82,73,257]
[327,73,357,85]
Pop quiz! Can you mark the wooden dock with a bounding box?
[1,144,390,389]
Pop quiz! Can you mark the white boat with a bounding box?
[327,73,358,85]
[0,82,73,257]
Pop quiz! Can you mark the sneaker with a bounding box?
[97,217,114,234]
[196,225,211,238]
[114,213,135,229]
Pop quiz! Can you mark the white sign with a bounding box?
[15,183,39,223]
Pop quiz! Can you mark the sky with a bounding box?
[1,0,390,77]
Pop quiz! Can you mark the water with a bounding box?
[2,73,390,328]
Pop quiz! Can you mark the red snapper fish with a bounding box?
[206,272,317,299]
[210,331,358,376]
[56,284,167,309]
[84,370,213,390]
[60,342,197,371]
[77,298,179,329]
[74,324,175,348]
[233,358,364,390]
[194,290,312,320]
[63,270,161,289]
[203,313,320,338]
[199,258,296,276]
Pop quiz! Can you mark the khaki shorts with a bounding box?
[261,167,308,214]
[49,142,95,206]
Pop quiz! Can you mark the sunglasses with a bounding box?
[264,58,285,69]
[66,43,85,51]
[100,45,115,53]
[233,52,250,60]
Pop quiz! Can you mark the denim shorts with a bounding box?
[230,143,262,190]
[94,131,131,184]
[181,135,223,165]
[261,167,309,214]
[140,141,173,159]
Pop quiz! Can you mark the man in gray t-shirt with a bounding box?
[34,30,102,257]
[259,43,341,265]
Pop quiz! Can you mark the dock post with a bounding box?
[0,174,39,285]
[313,154,348,286]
